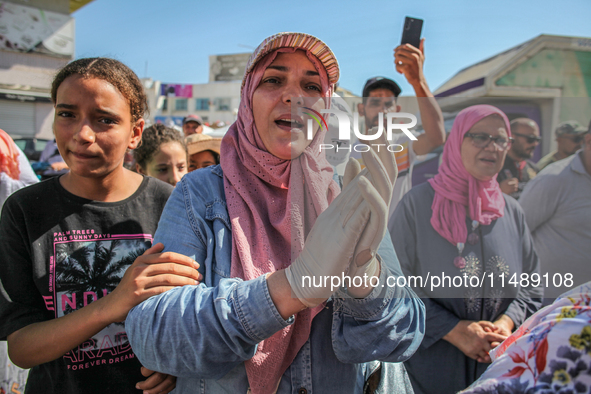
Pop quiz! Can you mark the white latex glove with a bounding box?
[285,133,397,307]
[343,132,398,281]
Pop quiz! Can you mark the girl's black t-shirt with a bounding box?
[0,176,173,394]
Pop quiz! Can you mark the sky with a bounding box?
[73,0,591,97]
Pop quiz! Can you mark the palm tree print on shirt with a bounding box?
[55,239,149,316]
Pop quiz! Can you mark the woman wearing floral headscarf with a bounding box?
[391,105,543,393]
[126,32,424,393]
[460,281,591,394]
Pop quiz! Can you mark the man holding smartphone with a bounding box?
[354,38,446,226]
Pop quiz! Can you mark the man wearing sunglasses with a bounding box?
[497,118,541,199]
[537,120,587,170]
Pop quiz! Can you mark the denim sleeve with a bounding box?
[125,179,292,379]
[126,276,291,379]
[331,232,425,364]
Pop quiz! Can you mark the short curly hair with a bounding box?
[51,57,148,123]
[133,123,186,170]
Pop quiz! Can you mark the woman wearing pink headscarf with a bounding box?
[391,105,542,393]
[126,32,424,393]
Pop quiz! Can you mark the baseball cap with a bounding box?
[183,114,203,126]
[555,120,587,136]
[362,77,402,98]
[185,134,221,156]
[242,32,339,93]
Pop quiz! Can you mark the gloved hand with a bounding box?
[343,132,398,289]
[285,132,397,307]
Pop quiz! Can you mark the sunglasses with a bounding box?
[513,132,541,144]
[464,133,513,151]
[561,134,585,144]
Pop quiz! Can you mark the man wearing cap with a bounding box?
[182,114,204,136]
[520,120,591,299]
[354,39,446,223]
[497,118,541,199]
[537,120,586,170]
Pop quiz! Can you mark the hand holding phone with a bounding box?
[395,17,425,86]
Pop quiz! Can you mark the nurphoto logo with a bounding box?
[304,107,418,153]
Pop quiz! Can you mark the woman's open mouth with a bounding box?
[275,117,304,131]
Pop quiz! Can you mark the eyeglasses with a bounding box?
[464,133,513,151]
[560,134,585,144]
[513,132,541,144]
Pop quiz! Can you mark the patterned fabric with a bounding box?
[428,105,511,246]
[461,282,591,393]
[242,32,339,93]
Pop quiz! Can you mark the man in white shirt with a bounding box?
[519,123,591,299]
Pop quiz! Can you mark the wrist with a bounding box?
[268,270,310,318]
[347,255,381,298]
[411,79,431,97]
[96,291,127,324]
[496,314,515,332]
[443,320,467,345]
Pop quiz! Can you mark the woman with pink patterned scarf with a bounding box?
[126,32,425,393]
[391,105,543,393]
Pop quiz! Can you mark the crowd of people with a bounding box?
[0,31,589,394]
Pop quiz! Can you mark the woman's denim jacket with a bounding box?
[126,165,425,393]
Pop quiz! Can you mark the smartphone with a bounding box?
[401,17,423,48]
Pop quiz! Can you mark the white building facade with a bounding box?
[142,79,241,128]
[0,0,93,139]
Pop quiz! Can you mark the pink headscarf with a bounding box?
[428,105,511,246]
[0,129,20,180]
[220,47,339,393]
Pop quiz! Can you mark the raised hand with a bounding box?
[342,133,398,296]
[285,132,397,306]
[394,38,426,88]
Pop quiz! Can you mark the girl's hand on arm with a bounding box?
[136,366,176,394]
[7,243,202,369]
[103,242,202,322]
